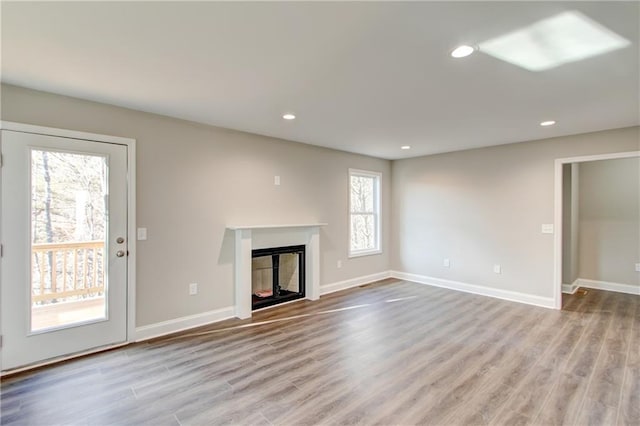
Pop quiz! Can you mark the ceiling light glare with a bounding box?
[478,11,630,71]
[401,145,411,150]
[451,45,475,58]
[540,120,556,126]
[282,113,296,120]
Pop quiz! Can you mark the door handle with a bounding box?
[116,250,126,258]
[116,237,125,244]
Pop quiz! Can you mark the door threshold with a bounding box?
[0,341,129,378]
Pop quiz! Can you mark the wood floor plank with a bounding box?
[502,366,556,420]
[627,312,640,370]
[533,372,589,425]
[489,409,532,426]
[618,367,640,425]
[1,279,638,426]
[575,397,619,426]
[586,346,627,408]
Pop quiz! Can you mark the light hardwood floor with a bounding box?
[1,279,639,425]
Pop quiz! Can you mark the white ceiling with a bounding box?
[2,1,638,160]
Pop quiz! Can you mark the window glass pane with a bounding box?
[350,214,375,251]
[30,149,107,332]
[350,175,374,213]
[349,170,380,255]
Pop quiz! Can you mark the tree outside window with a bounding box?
[349,169,381,256]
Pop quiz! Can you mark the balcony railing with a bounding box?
[32,240,105,304]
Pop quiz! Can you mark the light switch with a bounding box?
[137,227,147,241]
[541,224,554,234]
[636,263,640,272]
[443,258,450,268]
[493,264,501,274]
[274,176,281,186]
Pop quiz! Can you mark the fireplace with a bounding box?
[252,245,305,310]
[229,223,325,319]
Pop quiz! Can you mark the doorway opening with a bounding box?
[554,151,640,309]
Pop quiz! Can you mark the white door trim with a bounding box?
[0,121,137,343]
[553,150,640,309]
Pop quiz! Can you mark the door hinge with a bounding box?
[1,244,3,257]
[0,335,3,348]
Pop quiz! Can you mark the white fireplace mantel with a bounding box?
[228,223,327,319]
[227,223,327,230]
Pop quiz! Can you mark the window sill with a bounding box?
[348,249,382,259]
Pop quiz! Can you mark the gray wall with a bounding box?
[391,127,639,299]
[562,163,580,285]
[1,84,391,327]
[3,83,639,325]
[578,157,640,286]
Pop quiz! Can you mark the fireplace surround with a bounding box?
[228,224,326,318]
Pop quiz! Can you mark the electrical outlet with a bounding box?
[443,258,450,268]
[337,260,342,268]
[541,224,554,234]
[493,264,501,274]
[189,283,198,295]
[636,263,640,272]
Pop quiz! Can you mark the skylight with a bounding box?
[478,11,630,72]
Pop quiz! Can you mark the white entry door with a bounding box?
[1,129,129,371]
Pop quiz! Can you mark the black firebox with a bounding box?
[251,245,305,310]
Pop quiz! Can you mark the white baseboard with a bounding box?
[135,306,235,342]
[390,271,555,309]
[576,278,640,295]
[134,268,576,342]
[135,271,393,342]
[320,271,392,295]
[562,280,579,294]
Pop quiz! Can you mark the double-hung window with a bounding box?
[349,169,381,257]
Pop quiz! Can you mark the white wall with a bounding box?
[391,127,639,302]
[578,157,640,287]
[1,84,391,327]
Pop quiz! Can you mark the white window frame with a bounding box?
[348,168,382,258]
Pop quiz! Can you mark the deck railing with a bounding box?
[32,241,105,304]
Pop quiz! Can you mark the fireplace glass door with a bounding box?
[251,245,305,310]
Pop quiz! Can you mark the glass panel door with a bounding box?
[1,129,129,371]
[30,150,108,332]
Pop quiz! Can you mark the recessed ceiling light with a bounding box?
[401,145,411,150]
[451,45,475,58]
[478,11,630,71]
[282,113,296,120]
[540,120,556,126]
